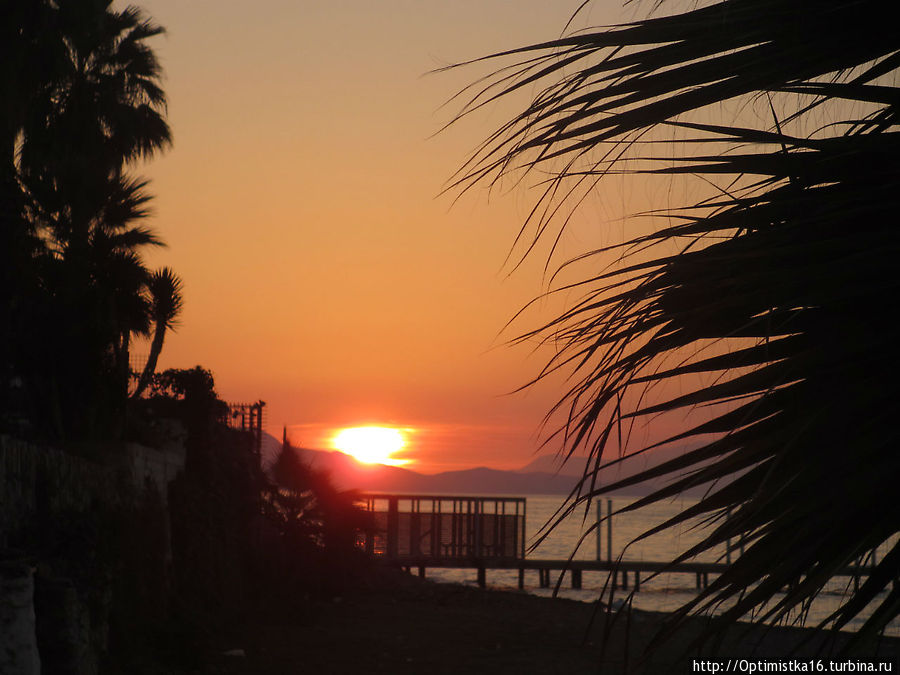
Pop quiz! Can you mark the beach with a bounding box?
[202,573,900,675]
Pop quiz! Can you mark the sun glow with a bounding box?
[331,426,412,466]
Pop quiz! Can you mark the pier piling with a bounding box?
[607,499,613,564]
[571,569,582,589]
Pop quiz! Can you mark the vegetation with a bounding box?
[147,367,370,625]
[261,440,372,600]
[451,0,900,655]
[2,4,375,670]
[1,0,181,442]
[140,365,230,426]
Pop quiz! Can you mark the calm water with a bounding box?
[422,494,900,636]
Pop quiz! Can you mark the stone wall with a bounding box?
[0,434,185,544]
[0,434,186,673]
[126,438,185,507]
[0,436,120,548]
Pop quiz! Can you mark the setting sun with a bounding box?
[331,426,412,467]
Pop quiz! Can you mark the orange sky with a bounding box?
[124,1,679,473]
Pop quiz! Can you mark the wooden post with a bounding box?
[596,501,602,560]
[571,568,582,590]
[418,565,426,579]
[493,505,501,555]
[518,568,525,590]
[431,510,440,558]
[467,499,475,557]
[410,511,420,556]
[634,572,640,592]
[474,500,483,558]
[498,502,506,557]
[520,499,526,559]
[387,497,399,560]
[477,566,486,589]
[607,499,613,564]
[696,572,702,589]
[449,501,456,558]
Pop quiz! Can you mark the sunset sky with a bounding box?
[125,1,673,473]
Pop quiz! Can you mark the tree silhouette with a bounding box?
[17,0,171,232]
[1,0,177,440]
[261,441,372,598]
[132,267,184,400]
[452,0,900,651]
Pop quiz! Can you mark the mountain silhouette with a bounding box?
[260,433,703,496]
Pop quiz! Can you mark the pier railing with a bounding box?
[357,494,883,593]
[356,494,526,561]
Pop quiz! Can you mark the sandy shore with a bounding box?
[201,575,899,675]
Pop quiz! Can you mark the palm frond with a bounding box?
[450,0,900,655]
[145,266,184,332]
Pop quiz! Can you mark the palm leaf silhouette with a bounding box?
[450,0,900,653]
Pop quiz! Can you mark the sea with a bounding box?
[421,494,900,637]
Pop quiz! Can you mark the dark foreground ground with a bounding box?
[189,574,899,675]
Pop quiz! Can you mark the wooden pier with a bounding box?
[358,494,876,593]
[390,557,878,592]
[396,557,728,590]
[391,556,728,590]
[357,493,526,561]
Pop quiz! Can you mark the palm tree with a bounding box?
[131,267,184,400]
[20,167,169,438]
[451,0,900,654]
[18,0,171,250]
[3,0,176,439]
[0,0,59,421]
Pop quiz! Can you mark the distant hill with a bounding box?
[516,453,591,477]
[292,447,574,495]
[516,444,708,491]
[258,432,706,497]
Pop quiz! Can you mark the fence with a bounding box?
[223,401,266,458]
[356,494,526,561]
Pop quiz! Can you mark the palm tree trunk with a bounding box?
[131,323,166,400]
